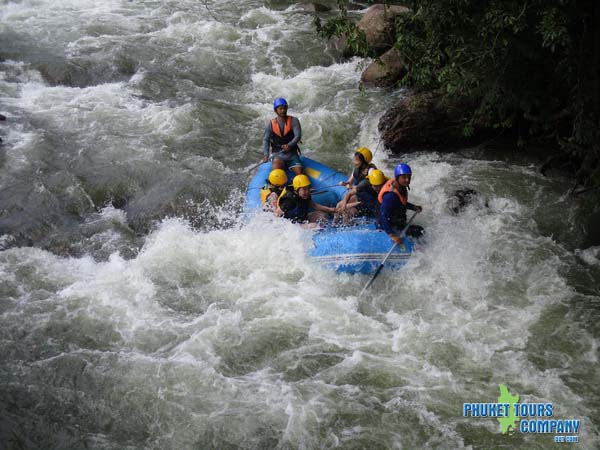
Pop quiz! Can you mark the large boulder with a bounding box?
[357,4,410,53]
[34,60,90,87]
[379,90,484,153]
[446,189,488,215]
[360,47,406,86]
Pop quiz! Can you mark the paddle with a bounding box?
[245,161,264,173]
[358,211,419,298]
[310,186,342,195]
[235,159,266,176]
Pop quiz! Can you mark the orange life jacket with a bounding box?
[377,179,407,205]
[271,116,292,138]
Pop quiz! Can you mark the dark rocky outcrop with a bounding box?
[0,113,5,143]
[34,61,90,88]
[446,189,488,215]
[297,2,332,13]
[378,90,490,153]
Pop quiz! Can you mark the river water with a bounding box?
[1,1,599,449]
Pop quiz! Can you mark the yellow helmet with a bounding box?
[268,169,287,187]
[368,169,387,186]
[292,174,311,190]
[355,147,373,164]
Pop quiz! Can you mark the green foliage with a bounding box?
[316,0,600,185]
[395,1,571,129]
[314,1,372,57]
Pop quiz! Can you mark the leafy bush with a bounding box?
[317,0,600,185]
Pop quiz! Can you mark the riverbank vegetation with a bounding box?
[315,1,600,192]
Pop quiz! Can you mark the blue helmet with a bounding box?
[394,163,412,178]
[273,97,288,111]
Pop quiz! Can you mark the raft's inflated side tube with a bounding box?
[310,222,414,274]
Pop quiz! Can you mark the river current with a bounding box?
[1,1,599,449]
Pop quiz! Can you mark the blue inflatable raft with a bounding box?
[244,156,415,274]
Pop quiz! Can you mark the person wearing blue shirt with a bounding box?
[377,163,424,243]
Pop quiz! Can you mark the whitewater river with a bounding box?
[1,1,599,448]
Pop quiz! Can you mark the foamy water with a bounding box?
[1,1,599,448]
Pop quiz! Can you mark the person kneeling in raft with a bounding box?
[335,169,387,224]
[260,169,288,213]
[338,147,378,188]
[275,174,341,228]
[378,163,424,243]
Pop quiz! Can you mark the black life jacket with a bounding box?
[277,187,310,223]
[355,181,379,217]
[352,163,377,185]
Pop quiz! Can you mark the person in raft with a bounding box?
[275,174,337,227]
[378,163,424,243]
[336,169,388,222]
[338,147,377,188]
[260,169,288,213]
[261,97,303,175]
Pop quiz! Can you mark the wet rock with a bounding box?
[44,240,80,258]
[348,1,370,11]
[379,90,487,153]
[360,47,406,86]
[34,61,89,87]
[0,232,33,250]
[446,189,488,215]
[297,2,332,13]
[0,234,17,251]
[0,113,5,143]
[109,194,128,210]
[357,4,410,53]
[540,153,579,178]
[327,34,351,58]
